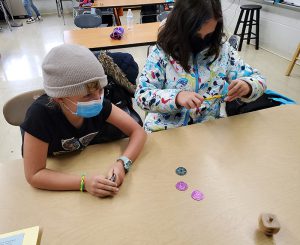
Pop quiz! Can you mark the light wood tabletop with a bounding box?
[1,106,300,244]
[63,22,160,50]
[92,0,174,8]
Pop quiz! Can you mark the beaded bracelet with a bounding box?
[80,174,85,192]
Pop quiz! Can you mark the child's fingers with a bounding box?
[182,100,191,109]
[227,83,241,96]
[96,183,119,192]
[115,176,123,187]
[226,92,240,101]
[184,104,191,109]
[187,99,196,109]
[225,96,238,102]
[106,169,113,179]
[191,97,202,108]
[226,90,244,101]
[225,92,240,102]
[97,177,117,187]
[229,86,243,99]
[194,93,204,102]
[228,80,238,90]
[95,189,116,197]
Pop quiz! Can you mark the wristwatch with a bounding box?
[117,156,132,174]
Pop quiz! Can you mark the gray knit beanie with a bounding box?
[42,44,107,98]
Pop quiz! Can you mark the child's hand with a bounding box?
[225,80,252,102]
[107,161,126,187]
[175,91,204,109]
[85,175,119,197]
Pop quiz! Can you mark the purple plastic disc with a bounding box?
[191,190,204,201]
[175,181,188,191]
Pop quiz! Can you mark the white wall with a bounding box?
[221,0,300,61]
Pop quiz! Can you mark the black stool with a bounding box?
[233,5,262,51]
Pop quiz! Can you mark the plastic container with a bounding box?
[126,9,134,30]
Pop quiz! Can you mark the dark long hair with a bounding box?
[157,0,224,72]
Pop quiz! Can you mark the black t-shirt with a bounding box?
[21,94,112,156]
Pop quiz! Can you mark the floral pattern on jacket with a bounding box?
[135,42,267,132]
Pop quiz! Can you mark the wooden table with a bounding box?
[92,0,174,8]
[1,106,300,244]
[63,22,160,50]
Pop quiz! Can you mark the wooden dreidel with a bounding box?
[259,213,280,236]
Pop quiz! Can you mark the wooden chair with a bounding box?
[286,43,300,76]
[3,89,45,126]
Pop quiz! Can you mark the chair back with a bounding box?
[74,14,102,28]
[3,89,45,126]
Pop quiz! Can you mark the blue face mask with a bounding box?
[64,95,103,118]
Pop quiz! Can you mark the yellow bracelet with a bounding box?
[80,174,85,192]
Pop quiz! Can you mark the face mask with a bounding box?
[190,33,214,54]
[63,93,104,118]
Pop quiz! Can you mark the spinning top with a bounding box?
[258,213,280,236]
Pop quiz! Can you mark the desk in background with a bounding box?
[63,22,160,50]
[1,106,300,244]
[90,0,173,27]
[92,0,174,8]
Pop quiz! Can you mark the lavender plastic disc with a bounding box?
[191,190,204,201]
[175,181,188,191]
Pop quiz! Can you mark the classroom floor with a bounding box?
[0,12,299,162]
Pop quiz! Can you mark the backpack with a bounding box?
[95,8,114,26]
[92,51,143,143]
[226,90,296,116]
[140,5,159,23]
